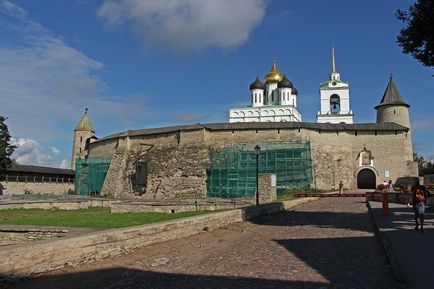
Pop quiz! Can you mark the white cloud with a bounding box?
[11,138,53,167]
[10,138,71,168]
[97,0,266,52]
[59,159,70,169]
[0,1,151,144]
[49,146,61,156]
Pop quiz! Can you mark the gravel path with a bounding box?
[7,197,404,289]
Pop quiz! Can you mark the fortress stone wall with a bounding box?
[85,123,417,199]
[0,181,74,195]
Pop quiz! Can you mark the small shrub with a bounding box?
[67,188,76,195]
[23,188,33,195]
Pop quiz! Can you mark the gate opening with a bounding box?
[357,169,376,189]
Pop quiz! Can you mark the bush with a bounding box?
[23,188,33,195]
[67,188,76,195]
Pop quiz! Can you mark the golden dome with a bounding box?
[264,60,283,83]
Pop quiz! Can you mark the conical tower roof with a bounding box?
[74,108,95,132]
[375,77,409,109]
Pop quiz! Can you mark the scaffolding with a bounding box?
[207,141,312,198]
[75,157,112,195]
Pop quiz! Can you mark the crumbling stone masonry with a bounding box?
[83,123,417,199]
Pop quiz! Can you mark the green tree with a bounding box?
[396,0,434,68]
[413,152,434,175]
[413,152,426,174]
[425,161,434,175]
[0,116,16,174]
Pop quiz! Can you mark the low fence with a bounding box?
[0,175,74,184]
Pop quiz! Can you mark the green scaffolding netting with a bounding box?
[75,157,112,195]
[207,141,312,198]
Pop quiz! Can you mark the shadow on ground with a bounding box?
[249,209,375,233]
[274,237,402,289]
[2,268,330,289]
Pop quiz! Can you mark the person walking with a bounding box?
[385,180,394,193]
[339,181,343,194]
[407,184,428,233]
[0,183,4,195]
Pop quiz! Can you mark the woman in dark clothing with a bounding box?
[407,185,428,233]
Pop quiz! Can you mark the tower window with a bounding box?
[394,110,396,114]
[330,94,341,114]
[80,136,82,143]
[255,94,257,103]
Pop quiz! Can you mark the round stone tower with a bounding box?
[71,108,95,170]
[375,77,413,161]
[375,77,410,128]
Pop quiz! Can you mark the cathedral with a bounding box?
[71,48,418,199]
[229,47,353,124]
[229,60,301,123]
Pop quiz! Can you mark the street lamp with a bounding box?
[254,144,261,206]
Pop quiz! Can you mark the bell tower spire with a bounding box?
[332,45,336,73]
[329,45,341,81]
[317,46,353,124]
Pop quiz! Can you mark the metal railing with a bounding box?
[0,175,74,184]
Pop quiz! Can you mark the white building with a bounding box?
[229,61,301,123]
[317,46,354,124]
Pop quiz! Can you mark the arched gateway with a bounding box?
[357,169,376,189]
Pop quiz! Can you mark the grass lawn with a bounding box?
[0,208,210,228]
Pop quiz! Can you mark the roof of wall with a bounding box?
[4,164,74,176]
[93,122,409,143]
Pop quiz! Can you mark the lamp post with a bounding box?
[332,171,336,190]
[254,144,261,206]
[313,165,317,192]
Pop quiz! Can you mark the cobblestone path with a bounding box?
[8,197,404,289]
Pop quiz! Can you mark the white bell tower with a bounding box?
[317,46,353,124]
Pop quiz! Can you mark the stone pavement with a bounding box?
[5,197,403,289]
[368,201,434,289]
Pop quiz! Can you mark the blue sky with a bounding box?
[0,0,433,168]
